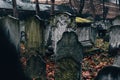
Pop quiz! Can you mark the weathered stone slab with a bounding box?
[56,32,83,62]
[76,25,96,47]
[109,25,120,55]
[23,16,43,48]
[0,15,20,50]
[55,32,83,80]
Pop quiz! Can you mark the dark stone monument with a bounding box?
[55,31,83,80]
[24,50,46,80]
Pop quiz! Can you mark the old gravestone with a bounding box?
[109,25,120,55]
[19,16,46,80]
[0,15,20,50]
[24,50,46,80]
[109,25,120,67]
[47,12,83,80]
[75,21,96,54]
[55,32,83,80]
[49,12,76,52]
[23,16,44,49]
[76,25,96,47]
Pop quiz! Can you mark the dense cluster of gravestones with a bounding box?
[1,12,120,80]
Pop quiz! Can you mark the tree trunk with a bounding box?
[90,0,95,19]
[79,0,85,14]
[103,0,105,21]
[12,0,18,18]
[46,0,48,4]
[35,0,40,15]
[51,0,55,15]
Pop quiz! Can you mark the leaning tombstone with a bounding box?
[49,12,76,52]
[48,12,83,80]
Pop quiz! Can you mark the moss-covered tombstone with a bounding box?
[109,25,120,55]
[23,16,44,49]
[55,32,83,80]
[49,12,83,80]
[19,16,46,80]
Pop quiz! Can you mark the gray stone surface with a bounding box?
[56,31,83,62]
[109,25,120,48]
[55,32,83,80]
[0,15,20,50]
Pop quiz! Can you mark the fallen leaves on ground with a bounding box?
[82,52,114,79]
